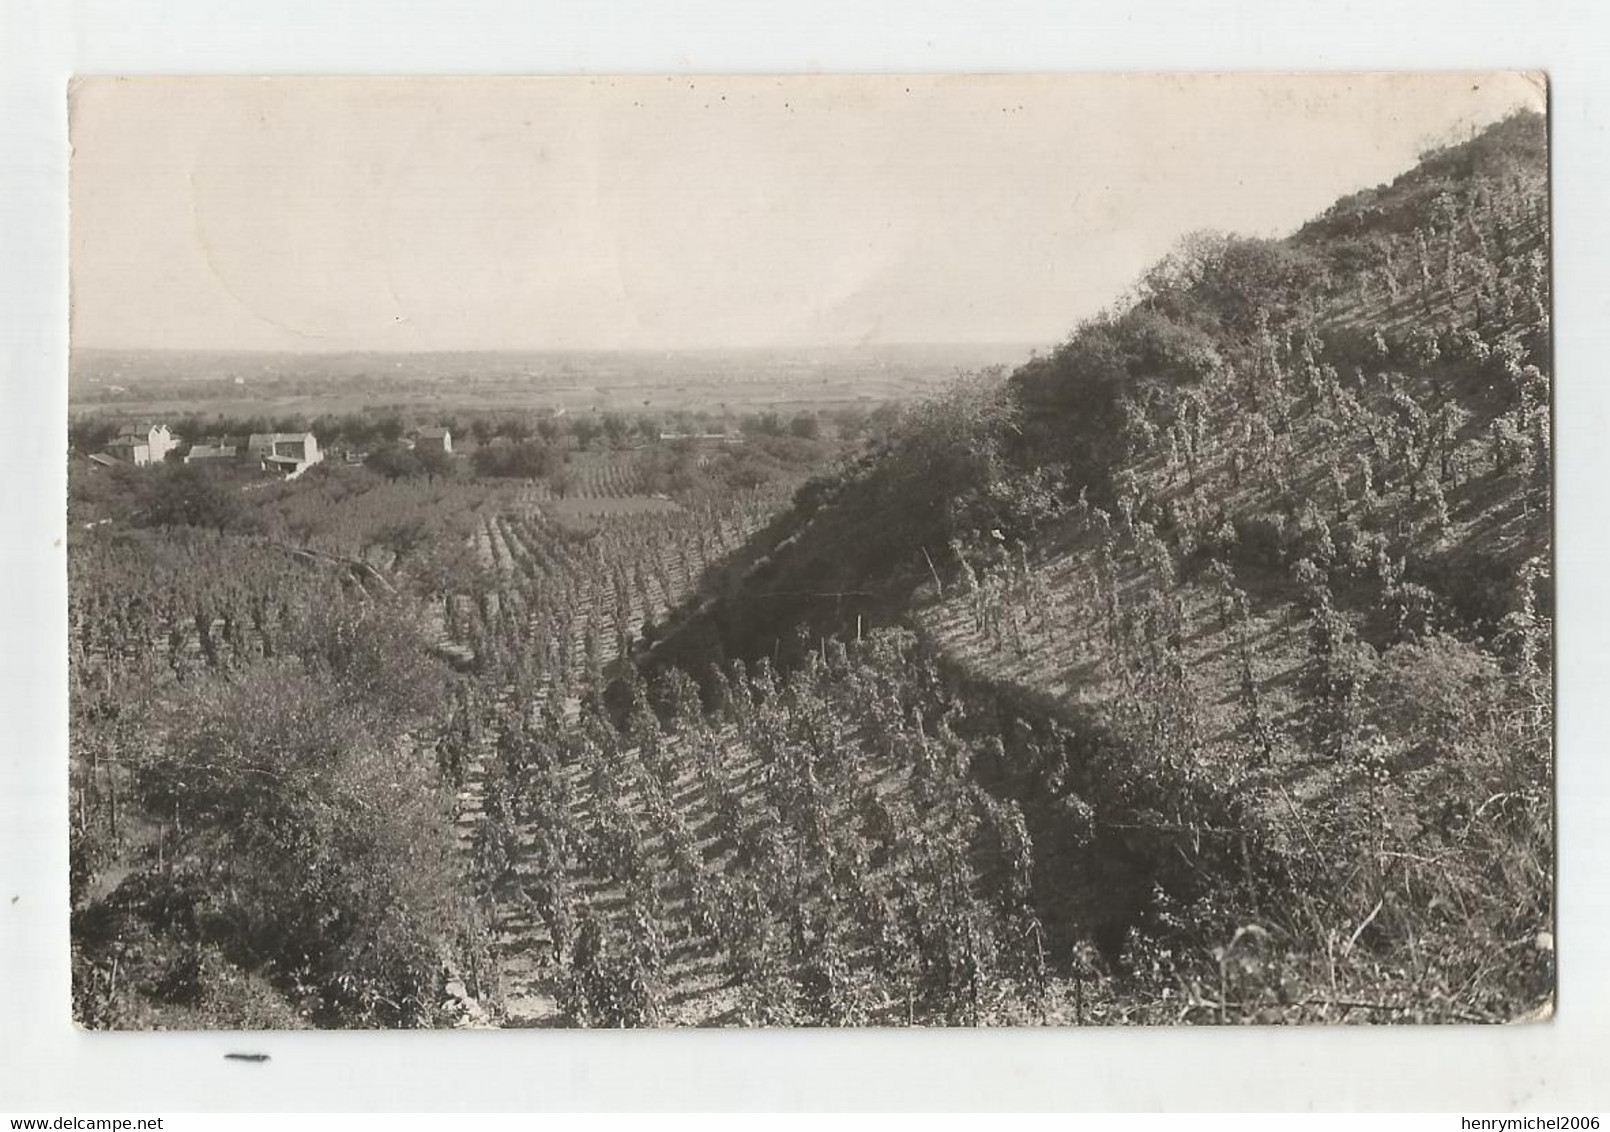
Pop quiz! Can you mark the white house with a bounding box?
[101,422,176,467]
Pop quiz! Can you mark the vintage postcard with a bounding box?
[66,73,1551,1029]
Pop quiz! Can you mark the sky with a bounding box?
[69,72,1543,353]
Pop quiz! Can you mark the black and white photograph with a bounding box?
[62,72,1553,1032]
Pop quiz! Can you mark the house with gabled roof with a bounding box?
[416,426,453,454]
[113,422,177,463]
[103,434,151,466]
[247,432,323,478]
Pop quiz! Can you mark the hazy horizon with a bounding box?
[71,339,1044,357]
[70,73,1543,355]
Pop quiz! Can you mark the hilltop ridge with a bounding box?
[645,109,1553,1021]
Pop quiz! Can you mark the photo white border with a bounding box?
[3,0,1606,1112]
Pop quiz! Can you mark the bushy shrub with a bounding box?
[1229,513,1287,570]
[92,593,483,1029]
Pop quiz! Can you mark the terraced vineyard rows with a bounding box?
[69,535,354,683]
[459,489,777,678]
[452,646,1067,1027]
[65,105,1556,1038]
[564,450,649,499]
[441,486,807,1022]
[436,479,1110,1026]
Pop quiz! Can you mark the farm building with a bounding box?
[102,436,151,465]
[416,426,453,454]
[111,422,178,464]
[97,420,178,466]
[183,444,238,464]
[247,432,323,478]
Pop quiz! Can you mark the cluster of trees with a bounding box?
[738,410,823,440]
[71,404,858,463]
[636,432,830,501]
[136,464,253,534]
[363,441,454,483]
[468,439,567,482]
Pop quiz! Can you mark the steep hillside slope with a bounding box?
[647,110,1553,1022]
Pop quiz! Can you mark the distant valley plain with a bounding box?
[69,343,1037,420]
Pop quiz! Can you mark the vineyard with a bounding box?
[453,642,1076,1026]
[68,109,1553,1030]
[630,109,1555,1023]
[437,481,1106,1025]
[67,420,871,1026]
